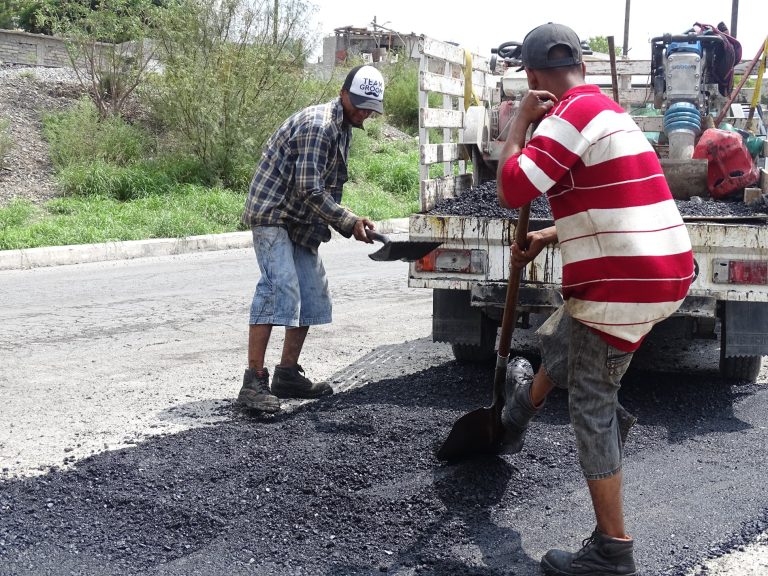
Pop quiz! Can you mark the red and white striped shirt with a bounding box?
[500,84,694,351]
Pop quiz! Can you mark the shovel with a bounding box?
[436,202,531,462]
[365,230,442,262]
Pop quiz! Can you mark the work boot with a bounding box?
[237,368,281,413]
[616,403,637,446]
[271,364,333,399]
[500,356,541,454]
[540,529,637,576]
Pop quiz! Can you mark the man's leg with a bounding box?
[530,367,555,406]
[238,226,288,413]
[270,243,332,399]
[588,472,626,538]
[540,313,636,575]
[248,324,273,370]
[279,325,309,367]
[239,322,280,413]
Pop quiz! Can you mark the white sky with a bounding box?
[308,0,766,63]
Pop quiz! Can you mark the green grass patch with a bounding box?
[0,186,245,250]
[2,108,422,250]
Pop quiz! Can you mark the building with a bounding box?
[321,24,421,66]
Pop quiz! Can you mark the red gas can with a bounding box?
[692,128,759,199]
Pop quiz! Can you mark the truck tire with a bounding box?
[451,342,496,363]
[719,354,762,383]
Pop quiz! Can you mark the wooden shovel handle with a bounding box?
[497,202,531,359]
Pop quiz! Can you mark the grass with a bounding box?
[0,186,246,250]
[0,117,422,250]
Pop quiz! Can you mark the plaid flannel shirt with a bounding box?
[242,98,358,249]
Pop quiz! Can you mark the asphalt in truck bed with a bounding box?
[427,181,768,220]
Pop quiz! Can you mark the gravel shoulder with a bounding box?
[0,65,84,207]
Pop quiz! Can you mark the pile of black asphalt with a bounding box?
[1,355,766,576]
[428,181,768,220]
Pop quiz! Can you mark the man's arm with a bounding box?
[293,126,360,237]
[511,225,558,269]
[496,90,557,208]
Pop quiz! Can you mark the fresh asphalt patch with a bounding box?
[1,358,766,576]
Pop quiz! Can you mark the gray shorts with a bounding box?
[249,226,332,327]
[537,307,634,480]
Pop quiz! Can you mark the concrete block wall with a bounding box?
[0,30,72,67]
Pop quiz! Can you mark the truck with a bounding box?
[408,33,768,382]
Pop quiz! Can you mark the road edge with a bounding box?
[0,218,410,271]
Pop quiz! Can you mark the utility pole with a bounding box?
[622,0,630,57]
[730,0,739,38]
[273,0,279,44]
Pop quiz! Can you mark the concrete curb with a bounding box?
[0,218,410,272]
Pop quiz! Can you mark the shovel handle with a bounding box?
[497,202,531,359]
[365,229,389,244]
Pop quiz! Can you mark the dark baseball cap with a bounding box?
[519,22,583,70]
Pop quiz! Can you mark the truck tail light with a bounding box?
[415,249,486,274]
[713,259,768,285]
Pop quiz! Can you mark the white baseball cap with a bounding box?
[342,65,385,114]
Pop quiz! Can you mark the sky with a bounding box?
[307,0,766,63]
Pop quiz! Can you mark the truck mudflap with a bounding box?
[432,289,497,347]
[722,301,768,357]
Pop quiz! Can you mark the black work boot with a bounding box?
[500,357,542,454]
[237,368,281,413]
[271,364,333,399]
[541,530,637,576]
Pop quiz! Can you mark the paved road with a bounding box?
[1,237,767,575]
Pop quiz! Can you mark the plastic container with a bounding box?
[692,128,760,198]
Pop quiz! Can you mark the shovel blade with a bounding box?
[436,406,504,461]
[368,241,442,262]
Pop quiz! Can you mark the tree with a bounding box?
[587,36,622,57]
[37,0,167,118]
[145,0,329,189]
[0,1,16,29]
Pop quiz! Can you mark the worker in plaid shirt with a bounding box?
[237,65,385,413]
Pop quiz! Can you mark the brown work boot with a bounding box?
[237,368,281,413]
[501,357,542,454]
[271,364,333,399]
[541,529,637,575]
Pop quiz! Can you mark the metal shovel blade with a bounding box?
[436,406,504,461]
[435,202,532,463]
[366,230,442,262]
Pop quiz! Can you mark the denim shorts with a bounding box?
[249,226,332,327]
[537,306,634,480]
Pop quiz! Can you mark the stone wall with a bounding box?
[0,30,72,68]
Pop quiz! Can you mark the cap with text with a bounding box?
[520,22,583,70]
[343,65,385,114]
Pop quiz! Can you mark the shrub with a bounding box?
[43,98,146,168]
[58,161,175,200]
[381,60,441,135]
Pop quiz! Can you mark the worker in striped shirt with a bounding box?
[237,65,384,414]
[496,23,694,576]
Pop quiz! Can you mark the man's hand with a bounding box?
[518,89,557,125]
[511,226,558,269]
[352,218,375,243]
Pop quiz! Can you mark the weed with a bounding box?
[0,117,14,169]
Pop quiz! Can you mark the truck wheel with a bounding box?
[451,343,496,364]
[719,354,762,383]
